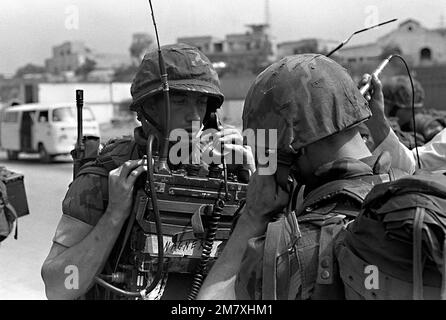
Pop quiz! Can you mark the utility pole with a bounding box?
[265,0,271,27]
[264,0,276,61]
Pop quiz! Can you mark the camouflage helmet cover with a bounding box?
[129,43,224,111]
[242,54,371,154]
[382,75,425,110]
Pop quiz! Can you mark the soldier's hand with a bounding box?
[360,73,385,120]
[243,171,290,223]
[202,127,256,174]
[107,159,146,221]
[360,73,391,148]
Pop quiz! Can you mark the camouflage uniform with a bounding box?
[51,44,229,299]
[235,153,395,299]
[235,54,398,300]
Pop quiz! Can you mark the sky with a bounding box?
[0,0,445,76]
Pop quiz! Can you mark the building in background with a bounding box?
[333,19,446,110]
[45,41,131,81]
[177,36,225,55]
[337,19,446,67]
[277,38,338,59]
[45,41,89,75]
[87,53,131,82]
[178,24,274,74]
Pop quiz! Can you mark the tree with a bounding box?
[113,64,139,82]
[14,63,46,78]
[130,33,154,65]
[75,58,97,79]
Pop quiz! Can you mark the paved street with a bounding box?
[0,151,73,299]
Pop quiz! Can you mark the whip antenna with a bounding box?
[148,0,171,174]
[327,18,397,57]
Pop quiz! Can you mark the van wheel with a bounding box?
[38,144,52,163]
[6,150,19,160]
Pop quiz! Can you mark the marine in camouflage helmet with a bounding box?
[129,43,224,113]
[382,75,425,130]
[243,54,371,155]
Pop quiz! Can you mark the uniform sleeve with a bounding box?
[234,236,265,300]
[372,129,416,175]
[414,128,446,171]
[52,174,107,248]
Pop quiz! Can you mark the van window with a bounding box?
[3,112,19,123]
[38,110,49,122]
[52,106,94,122]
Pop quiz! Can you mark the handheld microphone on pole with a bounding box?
[359,55,393,96]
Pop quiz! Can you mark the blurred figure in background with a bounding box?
[382,75,426,149]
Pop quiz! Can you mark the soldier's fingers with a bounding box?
[126,165,146,185]
[215,134,243,146]
[359,73,371,87]
[200,141,214,152]
[200,132,214,142]
[358,73,370,88]
[363,73,371,82]
[109,166,122,177]
[371,74,383,91]
[222,143,245,153]
[120,159,143,178]
[214,128,241,137]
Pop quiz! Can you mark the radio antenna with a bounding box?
[148,0,171,174]
[326,18,397,57]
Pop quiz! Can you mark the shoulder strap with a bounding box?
[300,173,393,215]
[262,212,300,300]
[302,179,371,212]
[413,207,425,300]
[262,219,281,300]
[76,165,110,178]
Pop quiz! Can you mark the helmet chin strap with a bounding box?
[137,107,165,135]
[137,110,164,143]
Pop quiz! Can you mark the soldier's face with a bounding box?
[140,92,208,135]
[169,92,208,132]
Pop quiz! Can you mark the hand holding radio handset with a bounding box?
[107,159,147,222]
[199,113,256,174]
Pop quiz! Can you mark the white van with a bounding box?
[0,103,100,162]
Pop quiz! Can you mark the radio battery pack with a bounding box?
[0,167,29,218]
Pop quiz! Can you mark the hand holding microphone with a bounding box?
[359,69,389,148]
